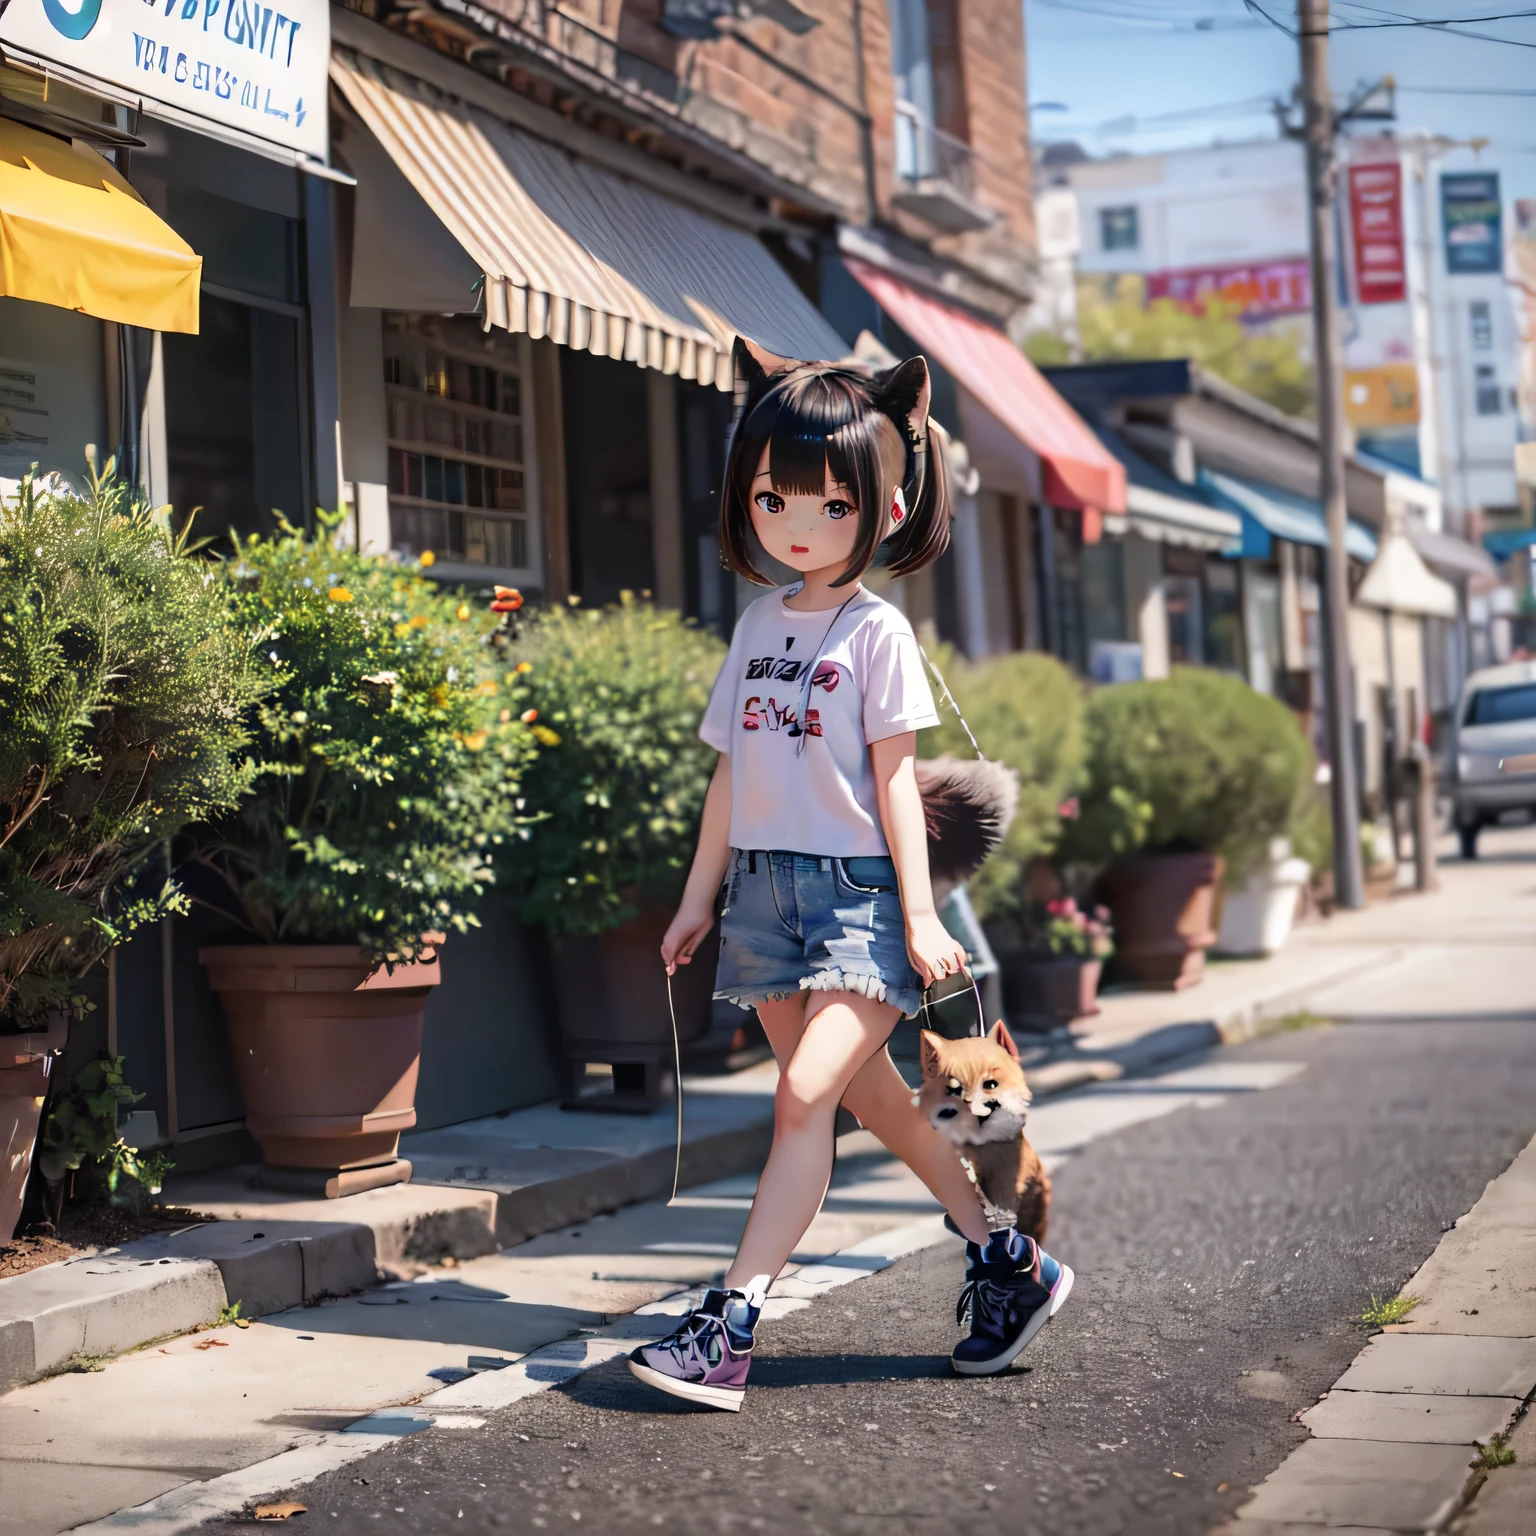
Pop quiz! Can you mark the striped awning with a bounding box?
[331,50,847,390]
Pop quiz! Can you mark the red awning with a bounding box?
[846,258,1127,516]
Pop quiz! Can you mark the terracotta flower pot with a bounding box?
[999,954,1103,1033]
[1100,850,1223,991]
[550,907,717,1110]
[200,945,440,1197]
[1,1012,67,1243]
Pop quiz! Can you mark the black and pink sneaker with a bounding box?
[628,1282,764,1412]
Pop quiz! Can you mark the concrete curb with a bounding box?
[0,942,1398,1397]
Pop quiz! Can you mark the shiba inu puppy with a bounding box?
[917,1022,1051,1242]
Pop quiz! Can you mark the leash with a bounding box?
[665,966,684,1204]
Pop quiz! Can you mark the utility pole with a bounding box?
[1298,0,1365,909]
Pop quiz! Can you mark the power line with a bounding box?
[1245,0,1536,41]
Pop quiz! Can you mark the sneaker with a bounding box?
[628,1284,762,1411]
[951,1227,1073,1377]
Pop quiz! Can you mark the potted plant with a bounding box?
[997,897,1113,1032]
[193,521,536,1194]
[1,465,261,1240]
[501,594,726,1109]
[1061,670,1312,990]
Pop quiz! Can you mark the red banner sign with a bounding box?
[1349,162,1407,305]
[1144,259,1311,318]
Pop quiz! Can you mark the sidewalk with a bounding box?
[1225,1129,1536,1534]
[3,826,1531,1404]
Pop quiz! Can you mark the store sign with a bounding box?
[1348,163,1407,305]
[1344,363,1419,429]
[0,0,328,160]
[1442,171,1503,276]
[1145,259,1311,318]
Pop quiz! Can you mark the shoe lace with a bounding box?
[657,1309,723,1370]
[956,1274,1010,1333]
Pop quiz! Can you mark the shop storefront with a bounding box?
[0,0,337,531]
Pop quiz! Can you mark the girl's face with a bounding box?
[748,441,863,578]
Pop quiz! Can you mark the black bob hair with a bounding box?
[719,337,953,588]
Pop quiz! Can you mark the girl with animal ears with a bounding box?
[628,338,1073,1412]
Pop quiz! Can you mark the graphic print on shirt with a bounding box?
[740,649,842,737]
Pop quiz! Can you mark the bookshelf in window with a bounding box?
[382,315,533,574]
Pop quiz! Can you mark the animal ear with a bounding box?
[874,355,932,445]
[919,1029,946,1080]
[733,335,797,388]
[988,1019,1021,1061]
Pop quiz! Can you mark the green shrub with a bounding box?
[502,595,725,935]
[191,521,537,960]
[920,648,1084,921]
[0,466,263,1029]
[1060,669,1314,886]
[37,1056,174,1215]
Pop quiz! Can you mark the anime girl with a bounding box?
[627,339,1073,1411]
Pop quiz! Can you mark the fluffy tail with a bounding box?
[916,756,1019,902]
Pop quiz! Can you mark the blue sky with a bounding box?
[1024,0,1536,203]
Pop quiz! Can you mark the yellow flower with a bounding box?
[515,661,533,674]
[431,685,449,709]
[532,725,561,747]
[460,730,489,752]
[419,550,436,568]
[328,587,353,603]
[456,603,472,621]
[409,615,429,629]
[394,621,411,638]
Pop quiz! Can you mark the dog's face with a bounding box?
[916,1022,1032,1146]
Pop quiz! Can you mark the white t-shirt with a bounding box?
[699,585,940,857]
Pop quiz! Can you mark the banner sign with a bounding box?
[1344,364,1419,429]
[1348,163,1407,305]
[1145,258,1310,318]
[1441,171,1503,276]
[0,0,329,160]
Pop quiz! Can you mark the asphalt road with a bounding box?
[202,1017,1536,1536]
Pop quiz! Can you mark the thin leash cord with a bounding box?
[918,646,983,761]
[665,967,685,1205]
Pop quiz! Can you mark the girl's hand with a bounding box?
[905,912,970,990]
[661,897,717,975]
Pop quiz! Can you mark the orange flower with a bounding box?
[419,550,436,568]
[327,587,353,603]
[520,708,538,724]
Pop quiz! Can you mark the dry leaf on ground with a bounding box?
[253,1503,307,1520]
[193,1339,229,1351]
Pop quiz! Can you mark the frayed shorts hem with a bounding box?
[715,968,922,1019]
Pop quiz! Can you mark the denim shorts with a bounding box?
[714,849,924,1019]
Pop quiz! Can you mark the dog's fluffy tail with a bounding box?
[916,756,1019,900]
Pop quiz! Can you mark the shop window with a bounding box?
[383,316,528,572]
[163,291,306,545]
[1100,205,1139,252]
[1081,537,1127,655]
[1469,300,1492,351]
[1039,506,1086,669]
[1474,364,1502,417]
[1204,558,1244,673]
[166,189,301,306]
[561,349,654,605]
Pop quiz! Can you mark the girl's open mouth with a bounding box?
[790,545,809,553]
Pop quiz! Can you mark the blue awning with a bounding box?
[1483,527,1536,563]
[1202,471,1378,563]
[1093,428,1242,552]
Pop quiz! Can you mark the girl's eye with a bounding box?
[823,500,853,521]
[982,1080,998,1091]
[754,491,785,515]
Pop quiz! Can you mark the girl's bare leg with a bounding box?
[724,994,988,1290]
[840,1047,990,1245]
[722,990,899,1289]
